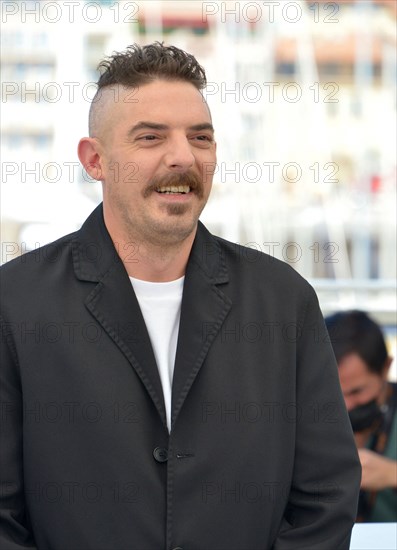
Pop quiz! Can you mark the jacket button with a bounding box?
[153,447,168,463]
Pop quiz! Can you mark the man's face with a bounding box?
[338,353,384,411]
[96,79,216,246]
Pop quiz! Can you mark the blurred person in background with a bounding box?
[326,310,397,522]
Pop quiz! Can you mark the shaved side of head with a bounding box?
[88,85,126,141]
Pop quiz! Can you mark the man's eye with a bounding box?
[193,135,212,142]
[135,134,159,141]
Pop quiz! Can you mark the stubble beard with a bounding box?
[142,170,209,244]
[117,171,210,247]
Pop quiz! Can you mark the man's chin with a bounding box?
[152,217,198,246]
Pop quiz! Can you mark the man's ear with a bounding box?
[77,137,105,181]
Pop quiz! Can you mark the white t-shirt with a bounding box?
[129,275,184,431]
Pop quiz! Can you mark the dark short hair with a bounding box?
[96,42,207,91]
[325,310,388,375]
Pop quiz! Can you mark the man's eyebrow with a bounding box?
[127,121,215,137]
[188,123,214,133]
[128,122,168,136]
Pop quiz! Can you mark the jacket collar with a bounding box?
[72,203,229,285]
[72,203,232,431]
[72,203,123,283]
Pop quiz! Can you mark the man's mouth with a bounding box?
[155,185,191,194]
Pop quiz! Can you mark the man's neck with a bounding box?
[108,227,196,282]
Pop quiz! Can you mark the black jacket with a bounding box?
[0,204,360,550]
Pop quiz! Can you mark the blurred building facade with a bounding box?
[1,0,396,326]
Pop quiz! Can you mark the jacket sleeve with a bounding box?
[0,317,37,549]
[272,285,361,550]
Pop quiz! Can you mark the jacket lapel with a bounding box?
[171,222,232,429]
[72,206,233,431]
[72,204,167,429]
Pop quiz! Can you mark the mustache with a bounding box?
[144,172,204,198]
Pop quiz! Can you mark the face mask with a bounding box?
[348,399,382,432]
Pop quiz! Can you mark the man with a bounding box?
[1,43,360,550]
[326,310,397,523]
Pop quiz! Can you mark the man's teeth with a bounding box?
[156,185,191,194]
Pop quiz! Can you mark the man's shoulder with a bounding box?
[0,230,78,281]
[0,205,106,283]
[212,232,311,290]
[0,231,81,323]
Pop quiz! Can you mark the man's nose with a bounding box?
[163,136,195,171]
